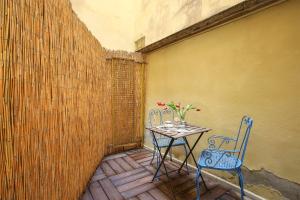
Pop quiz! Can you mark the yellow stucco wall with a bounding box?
[144,0,300,185]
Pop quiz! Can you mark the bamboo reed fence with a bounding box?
[106,51,145,154]
[0,1,145,200]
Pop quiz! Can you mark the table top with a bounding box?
[146,124,212,139]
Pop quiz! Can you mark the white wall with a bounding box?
[134,0,244,46]
[70,0,137,51]
[71,0,244,51]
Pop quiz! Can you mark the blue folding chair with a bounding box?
[195,116,253,200]
[148,108,189,173]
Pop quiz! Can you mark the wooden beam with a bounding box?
[137,0,286,54]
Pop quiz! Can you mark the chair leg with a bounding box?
[183,145,189,174]
[155,148,161,178]
[237,168,245,200]
[150,146,156,164]
[169,147,173,161]
[195,168,202,200]
[157,150,161,168]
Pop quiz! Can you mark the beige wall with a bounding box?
[144,0,300,186]
[135,0,244,46]
[70,0,137,51]
[70,0,243,51]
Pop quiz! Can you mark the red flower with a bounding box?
[157,101,165,107]
[176,103,181,108]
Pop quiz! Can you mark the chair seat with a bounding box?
[153,137,185,147]
[198,150,242,170]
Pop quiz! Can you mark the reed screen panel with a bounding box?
[0,0,145,199]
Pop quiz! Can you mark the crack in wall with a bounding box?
[174,0,202,26]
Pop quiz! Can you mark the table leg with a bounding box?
[151,131,174,181]
[152,131,169,176]
[178,133,203,172]
[178,133,208,190]
[183,136,198,165]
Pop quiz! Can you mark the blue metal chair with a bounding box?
[148,108,189,173]
[195,116,253,200]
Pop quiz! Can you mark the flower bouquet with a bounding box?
[157,101,200,125]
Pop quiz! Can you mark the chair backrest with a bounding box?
[148,108,162,128]
[161,108,174,123]
[234,116,253,165]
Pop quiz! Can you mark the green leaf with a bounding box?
[167,102,177,111]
